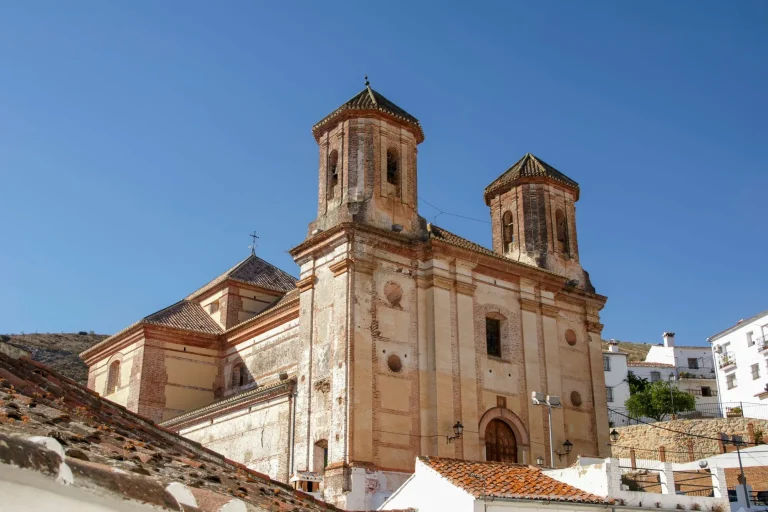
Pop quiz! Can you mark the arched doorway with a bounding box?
[485,419,517,463]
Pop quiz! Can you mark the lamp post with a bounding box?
[531,392,562,466]
[721,433,750,508]
[668,373,676,420]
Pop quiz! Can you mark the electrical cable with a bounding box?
[418,196,490,225]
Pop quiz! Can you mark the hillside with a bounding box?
[601,339,653,362]
[0,332,108,384]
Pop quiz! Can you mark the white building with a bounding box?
[606,333,719,425]
[603,341,630,411]
[709,310,768,411]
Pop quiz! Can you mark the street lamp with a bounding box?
[536,455,545,466]
[668,373,677,420]
[531,392,562,466]
[447,421,464,444]
[610,429,620,444]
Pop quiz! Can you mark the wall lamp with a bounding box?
[555,440,574,461]
[447,421,464,444]
[610,429,620,443]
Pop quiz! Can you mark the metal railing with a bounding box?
[718,351,737,369]
[608,401,768,427]
[757,336,768,352]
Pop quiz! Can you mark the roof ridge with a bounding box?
[367,86,378,106]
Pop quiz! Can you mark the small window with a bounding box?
[328,150,339,197]
[386,149,400,196]
[751,363,760,380]
[486,318,501,358]
[726,373,737,389]
[314,440,329,473]
[106,360,121,395]
[555,209,569,254]
[747,331,754,347]
[687,358,699,370]
[701,386,712,397]
[502,211,514,251]
[603,357,611,372]
[606,387,614,403]
[231,363,247,388]
[650,371,661,383]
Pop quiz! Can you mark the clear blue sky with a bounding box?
[1,2,766,345]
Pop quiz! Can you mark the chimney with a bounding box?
[608,339,620,353]
[662,332,675,347]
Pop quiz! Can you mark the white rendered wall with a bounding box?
[711,312,768,408]
[604,352,630,409]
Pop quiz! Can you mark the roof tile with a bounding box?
[485,153,579,202]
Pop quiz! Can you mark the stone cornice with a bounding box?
[417,274,454,290]
[296,276,316,292]
[455,281,477,296]
[586,321,604,335]
[519,298,540,313]
[540,304,560,318]
[353,258,375,275]
[329,258,353,276]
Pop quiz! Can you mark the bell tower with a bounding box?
[484,153,595,292]
[308,78,426,237]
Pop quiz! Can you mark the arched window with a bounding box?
[328,150,339,198]
[485,419,517,463]
[106,360,121,395]
[555,209,569,253]
[502,211,514,252]
[386,149,400,196]
[231,363,247,388]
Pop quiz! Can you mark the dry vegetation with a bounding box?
[0,332,108,384]
[601,339,654,362]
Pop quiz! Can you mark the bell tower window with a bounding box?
[386,149,401,197]
[555,208,569,254]
[328,150,339,198]
[502,211,514,252]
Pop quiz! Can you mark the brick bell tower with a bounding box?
[309,76,426,237]
[484,153,595,292]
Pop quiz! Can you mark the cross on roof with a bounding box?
[249,231,259,255]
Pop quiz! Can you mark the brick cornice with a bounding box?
[296,276,316,292]
[541,304,560,318]
[519,298,540,313]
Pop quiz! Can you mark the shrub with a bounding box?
[676,504,685,510]
[0,335,10,342]
[78,331,88,336]
[691,503,701,511]
[710,504,725,512]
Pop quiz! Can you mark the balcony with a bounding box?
[677,367,716,380]
[718,352,736,370]
[757,335,768,353]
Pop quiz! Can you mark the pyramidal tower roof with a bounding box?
[313,78,424,143]
[484,153,580,204]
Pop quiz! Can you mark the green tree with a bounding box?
[626,372,650,395]
[624,381,696,421]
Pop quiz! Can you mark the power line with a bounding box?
[418,196,490,225]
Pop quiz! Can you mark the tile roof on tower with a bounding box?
[312,84,424,143]
[0,351,345,511]
[418,457,609,503]
[484,153,580,203]
[185,254,297,300]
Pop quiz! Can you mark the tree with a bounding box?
[626,372,650,395]
[624,381,696,422]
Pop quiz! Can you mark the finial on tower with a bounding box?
[364,74,370,87]
[248,231,259,255]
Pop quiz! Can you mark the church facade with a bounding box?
[81,83,609,510]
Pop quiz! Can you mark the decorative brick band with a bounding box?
[455,281,477,296]
[540,304,559,318]
[519,298,539,313]
[297,276,316,292]
[329,258,353,276]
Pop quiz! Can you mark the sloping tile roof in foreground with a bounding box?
[186,254,298,300]
[0,351,344,511]
[312,85,424,143]
[484,153,580,203]
[419,456,609,503]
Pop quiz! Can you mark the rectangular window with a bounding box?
[486,318,501,358]
[702,386,712,397]
[752,364,760,380]
[651,371,661,383]
[726,374,737,389]
[604,357,611,372]
[747,332,754,347]
[606,387,614,402]
[687,358,699,370]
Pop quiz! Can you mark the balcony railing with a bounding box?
[718,351,736,369]
[757,335,768,353]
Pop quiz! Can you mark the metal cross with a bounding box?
[249,231,259,255]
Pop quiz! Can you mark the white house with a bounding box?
[603,341,630,411]
[380,456,612,512]
[709,310,768,411]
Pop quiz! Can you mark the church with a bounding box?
[81,81,610,510]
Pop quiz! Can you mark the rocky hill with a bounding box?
[601,339,653,362]
[0,332,108,384]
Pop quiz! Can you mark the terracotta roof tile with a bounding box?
[312,86,424,143]
[0,351,345,511]
[186,254,297,300]
[419,457,609,503]
[144,300,223,334]
[224,288,300,334]
[484,153,579,203]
